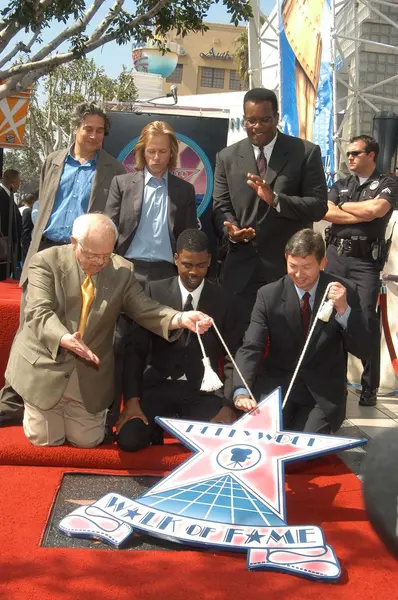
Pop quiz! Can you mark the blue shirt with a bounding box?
[125,168,173,263]
[44,149,97,243]
[234,277,351,400]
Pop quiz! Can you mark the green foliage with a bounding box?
[1,0,86,29]
[232,29,248,87]
[1,0,252,47]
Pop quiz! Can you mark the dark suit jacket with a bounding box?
[233,271,370,431]
[21,207,33,259]
[213,132,328,292]
[0,187,22,279]
[20,147,126,286]
[123,277,241,405]
[105,170,197,257]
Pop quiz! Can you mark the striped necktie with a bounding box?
[256,146,267,180]
[301,292,311,339]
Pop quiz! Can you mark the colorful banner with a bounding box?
[0,84,33,148]
[279,0,335,187]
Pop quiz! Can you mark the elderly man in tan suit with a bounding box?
[0,101,126,424]
[4,214,212,447]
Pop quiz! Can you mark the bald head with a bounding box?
[71,213,117,275]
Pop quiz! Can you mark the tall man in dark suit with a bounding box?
[233,229,370,434]
[0,102,125,426]
[0,169,22,281]
[2,214,212,447]
[105,120,197,284]
[116,229,241,452]
[213,88,328,329]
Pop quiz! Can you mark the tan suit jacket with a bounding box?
[7,246,177,414]
[20,147,126,286]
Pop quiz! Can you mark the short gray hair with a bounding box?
[285,229,325,263]
[72,213,117,244]
[70,102,110,135]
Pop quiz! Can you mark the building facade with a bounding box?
[161,23,248,96]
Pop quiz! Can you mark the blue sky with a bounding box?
[26,0,276,78]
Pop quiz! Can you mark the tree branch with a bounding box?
[0,0,52,54]
[0,29,40,69]
[0,0,170,89]
[89,0,124,44]
[28,0,107,64]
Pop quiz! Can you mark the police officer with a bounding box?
[324,134,396,407]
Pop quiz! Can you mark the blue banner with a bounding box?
[279,0,335,187]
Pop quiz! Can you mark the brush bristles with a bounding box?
[200,357,223,392]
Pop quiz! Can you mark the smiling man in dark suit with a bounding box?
[213,88,328,330]
[116,229,241,452]
[232,229,370,435]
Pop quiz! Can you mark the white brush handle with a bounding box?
[209,319,257,404]
[282,282,333,408]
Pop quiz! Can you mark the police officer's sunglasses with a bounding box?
[346,150,369,158]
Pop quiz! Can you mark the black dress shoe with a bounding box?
[359,389,377,407]
[0,410,24,426]
[101,423,115,444]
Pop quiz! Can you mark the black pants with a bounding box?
[109,258,177,427]
[325,244,380,391]
[282,403,331,434]
[117,380,223,452]
[226,257,270,341]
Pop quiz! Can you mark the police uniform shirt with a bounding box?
[328,169,396,240]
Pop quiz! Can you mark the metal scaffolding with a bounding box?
[249,0,398,176]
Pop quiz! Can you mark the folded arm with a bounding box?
[340,197,392,222]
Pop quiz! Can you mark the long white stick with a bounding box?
[282,282,333,408]
[209,319,257,403]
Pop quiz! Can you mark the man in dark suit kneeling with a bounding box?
[116,229,241,452]
[233,229,370,434]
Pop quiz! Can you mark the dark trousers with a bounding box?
[282,403,331,434]
[109,258,177,427]
[325,244,380,391]
[117,380,223,452]
[260,379,332,435]
[225,257,269,340]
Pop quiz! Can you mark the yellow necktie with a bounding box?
[78,274,95,336]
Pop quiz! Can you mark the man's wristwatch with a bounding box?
[337,200,345,210]
[271,193,279,209]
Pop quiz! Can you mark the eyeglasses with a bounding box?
[244,117,274,126]
[78,243,113,262]
[346,150,368,158]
